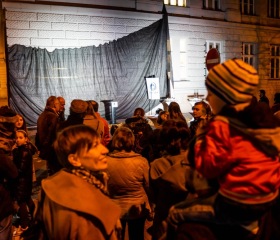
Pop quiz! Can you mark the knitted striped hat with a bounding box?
[206,59,259,104]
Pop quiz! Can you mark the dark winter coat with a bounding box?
[12,143,35,202]
[0,151,18,220]
[57,113,84,132]
[150,151,190,239]
[0,113,19,220]
[36,107,58,160]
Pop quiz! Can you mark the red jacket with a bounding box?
[195,118,280,204]
[96,112,111,146]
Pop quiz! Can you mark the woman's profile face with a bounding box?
[15,115,24,129]
[76,140,109,171]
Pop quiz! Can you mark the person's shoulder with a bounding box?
[150,156,169,168]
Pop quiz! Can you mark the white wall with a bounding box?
[3,1,280,114]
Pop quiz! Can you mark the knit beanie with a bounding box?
[70,99,88,114]
[206,59,259,104]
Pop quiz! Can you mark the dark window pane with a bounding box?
[271,58,275,78]
[245,44,248,54]
[271,47,275,56]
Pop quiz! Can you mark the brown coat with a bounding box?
[40,170,121,240]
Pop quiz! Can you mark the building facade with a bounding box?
[1,0,280,113]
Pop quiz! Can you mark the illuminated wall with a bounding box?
[1,0,280,112]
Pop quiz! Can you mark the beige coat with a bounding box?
[107,151,151,220]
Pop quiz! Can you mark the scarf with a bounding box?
[71,167,109,195]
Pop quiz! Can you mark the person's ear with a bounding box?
[68,154,82,167]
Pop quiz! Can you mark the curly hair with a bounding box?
[160,119,190,155]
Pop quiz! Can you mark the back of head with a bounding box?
[206,58,259,105]
[111,126,135,152]
[54,124,100,169]
[168,102,181,113]
[168,102,186,122]
[160,119,190,155]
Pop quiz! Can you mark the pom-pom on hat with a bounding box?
[70,99,88,114]
[206,59,259,105]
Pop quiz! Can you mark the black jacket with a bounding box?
[12,143,35,202]
[36,107,58,160]
[0,151,18,220]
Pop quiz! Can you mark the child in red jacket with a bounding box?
[167,59,280,239]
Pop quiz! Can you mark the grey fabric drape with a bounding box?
[7,13,170,126]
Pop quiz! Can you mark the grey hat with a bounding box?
[70,99,88,114]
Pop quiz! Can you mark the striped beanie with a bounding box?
[206,59,259,104]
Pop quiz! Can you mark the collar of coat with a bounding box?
[44,106,58,115]
[108,150,142,158]
[41,170,121,235]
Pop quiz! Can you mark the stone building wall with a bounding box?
[1,0,280,113]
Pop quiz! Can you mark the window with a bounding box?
[179,39,187,80]
[242,43,257,68]
[206,41,221,53]
[203,0,220,10]
[164,0,187,7]
[240,0,254,15]
[270,45,280,79]
[170,38,188,81]
[268,0,280,18]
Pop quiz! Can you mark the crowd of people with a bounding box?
[1,59,280,240]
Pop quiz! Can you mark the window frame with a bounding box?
[205,41,222,53]
[240,0,255,15]
[242,42,258,69]
[270,45,280,79]
[203,0,220,10]
[268,0,280,18]
[164,0,187,7]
